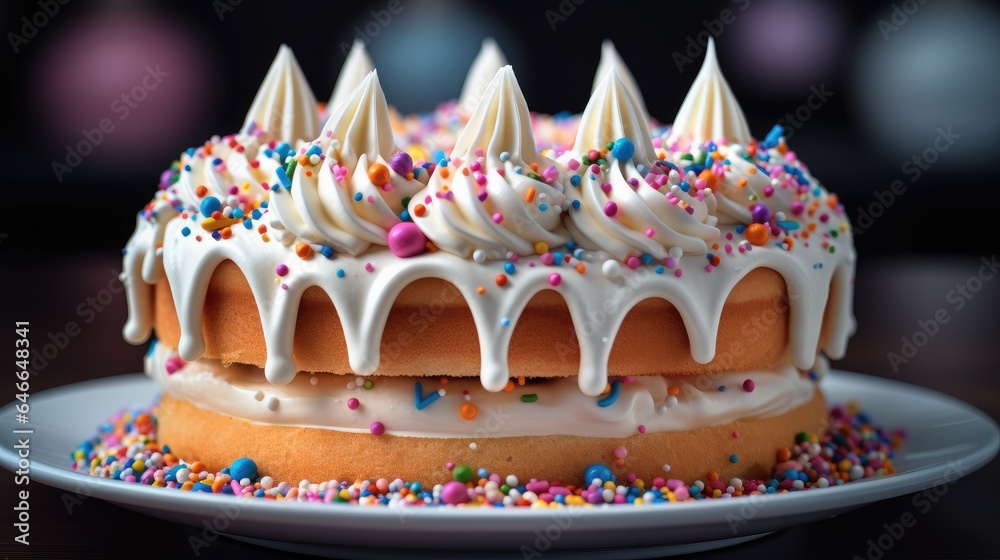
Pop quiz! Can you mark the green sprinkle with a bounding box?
[452,464,473,483]
[521,394,538,403]
[363,380,374,390]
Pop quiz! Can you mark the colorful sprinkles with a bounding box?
[71,403,901,506]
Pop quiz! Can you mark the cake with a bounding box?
[118,38,858,491]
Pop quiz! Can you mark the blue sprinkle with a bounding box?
[399,209,411,222]
[229,457,257,481]
[320,245,335,259]
[598,381,621,407]
[718,385,726,392]
[499,151,511,162]
[764,124,784,148]
[478,468,489,478]
[184,164,192,172]
[735,224,746,234]
[231,208,244,219]
[252,209,262,220]
[185,148,196,157]
[584,464,614,484]
[275,142,292,162]
[242,219,252,230]
[500,317,511,327]
[305,144,322,156]
[200,196,221,217]
[260,200,268,209]
[640,253,653,265]
[514,166,523,175]
[552,252,564,266]
[678,181,690,192]
[432,150,445,164]
[572,200,581,209]
[777,220,799,231]
[611,138,635,160]
[181,227,191,237]
[211,230,221,240]
[570,174,581,187]
[539,203,548,212]
[566,241,576,251]
[275,167,291,189]
[504,261,516,274]
[336,269,346,278]
[354,192,363,202]
[655,266,664,274]
[192,483,213,492]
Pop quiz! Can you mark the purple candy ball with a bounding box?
[387,222,427,258]
[390,151,414,176]
[441,481,470,505]
[750,203,772,224]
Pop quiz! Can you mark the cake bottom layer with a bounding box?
[156,388,827,484]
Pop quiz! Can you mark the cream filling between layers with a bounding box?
[147,341,822,439]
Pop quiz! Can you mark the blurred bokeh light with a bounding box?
[730,0,847,95]
[853,0,1000,166]
[30,6,214,165]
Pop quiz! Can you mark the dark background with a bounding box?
[1,0,998,558]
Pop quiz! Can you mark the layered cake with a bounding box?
[118,38,858,488]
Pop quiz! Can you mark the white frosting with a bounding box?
[241,44,320,145]
[459,38,508,115]
[269,71,426,254]
[410,66,571,259]
[593,40,650,125]
[565,69,720,259]
[667,38,752,148]
[328,39,375,112]
[147,342,820,438]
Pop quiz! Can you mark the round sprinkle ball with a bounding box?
[367,163,391,186]
[387,222,427,258]
[584,463,614,485]
[745,223,769,246]
[441,480,470,505]
[604,201,618,217]
[369,421,385,436]
[347,397,360,410]
[459,402,478,420]
[611,137,635,160]
[743,379,756,392]
[229,457,257,482]
[452,464,474,483]
[390,151,413,176]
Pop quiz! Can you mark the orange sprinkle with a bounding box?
[257,224,267,234]
[367,163,390,185]
[575,263,586,274]
[476,285,486,295]
[190,461,206,473]
[615,458,625,467]
[503,380,515,392]
[707,471,719,482]
[746,166,757,175]
[776,448,792,462]
[667,386,680,396]
[295,242,313,259]
[180,481,194,491]
[195,185,208,197]
[826,194,839,208]
[220,227,232,239]
[526,186,536,203]
[737,178,748,188]
[462,167,470,176]
[783,236,794,251]
[297,154,310,166]
[697,169,718,190]
[495,274,507,286]
[459,402,478,420]
[305,170,313,177]
[517,375,525,386]
[440,377,449,385]
[777,142,789,154]
[712,242,720,250]
[424,241,437,252]
[529,162,539,172]
[439,167,450,179]
[807,222,817,232]
[413,204,426,217]
[744,223,769,246]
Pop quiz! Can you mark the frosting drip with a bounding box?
[241,45,320,146]
[269,71,426,254]
[147,342,821,438]
[667,38,752,148]
[410,66,571,260]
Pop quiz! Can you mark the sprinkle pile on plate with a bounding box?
[70,403,902,507]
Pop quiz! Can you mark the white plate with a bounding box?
[1,371,997,559]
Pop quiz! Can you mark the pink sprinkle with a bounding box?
[732,431,739,438]
[368,195,376,203]
[540,252,555,266]
[474,172,487,185]
[664,257,676,268]
[674,268,683,278]
[446,462,455,470]
[763,186,774,197]
[475,148,484,157]
[590,163,601,174]
[614,446,627,459]
[492,213,503,224]
[604,201,618,217]
[347,398,360,410]
[369,421,385,435]
[601,182,612,195]
[705,265,713,272]
[281,283,288,290]
[497,168,505,177]
[725,243,733,253]
[543,165,559,182]
[478,191,488,202]
[652,137,662,149]
[548,273,562,286]
[726,232,734,240]
[365,262,374,272]
[626,256,640,270]
[743,379,755,393]
[424,195,432,204]
[791,201,805,215]
[164,356,185,375]
[627,178,639,188]
[567,159,580,170]
[695,178,707,190]
[470,161,482,172]
[275,264,289,276]
[645,228,655,238]
[637,425,646,434]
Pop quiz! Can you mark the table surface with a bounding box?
[1,253,997,559]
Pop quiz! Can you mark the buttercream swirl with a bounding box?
[563,69,720,259]
[241,44,321,147]
[269,71,427,255]
[409,66,571,260]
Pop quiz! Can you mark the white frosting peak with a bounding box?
[328,39,376,111]
[319,70,396,167]
[459,38,508,115]
[577,67,657,164]
[668,38,752,147]
[453,66,537,164]
[241,44,321,145]
[593,40,649,124]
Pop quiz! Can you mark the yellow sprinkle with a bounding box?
[534,241,549,254]
[241,181,251,191]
